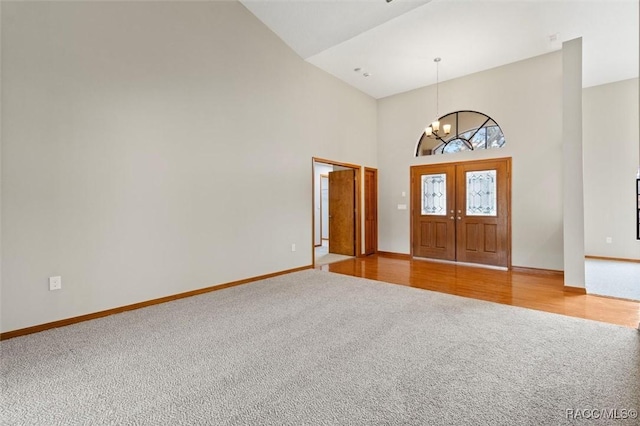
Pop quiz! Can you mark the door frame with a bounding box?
[410,157,512,268]
[312,157,362,267]
[364,167,378,255]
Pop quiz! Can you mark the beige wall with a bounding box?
[377,52,564,270]
[562,38,585,288]
[583,78,640,260]
[0,1,377,332]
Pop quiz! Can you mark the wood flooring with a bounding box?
[319,254,640,329]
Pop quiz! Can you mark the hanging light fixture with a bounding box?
[424,57,451,139]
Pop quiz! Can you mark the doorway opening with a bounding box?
[312,158,364,267]
[411,157,511,268]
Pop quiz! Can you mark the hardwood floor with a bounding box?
[319,254,640,329]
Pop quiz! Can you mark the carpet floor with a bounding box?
[586,258,640,301]
[1,270,639,425]
[314,243,353,266]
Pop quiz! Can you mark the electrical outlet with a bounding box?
[606,237,612,244]
[49,276,62,291]
[291,243,296,252]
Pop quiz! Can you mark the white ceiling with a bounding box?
[240,0,639,99]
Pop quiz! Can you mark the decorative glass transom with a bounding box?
[415,111,506,157]
[421,173,447,215]
[466,170,497,216]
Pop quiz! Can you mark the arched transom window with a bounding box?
[415,111,506,156]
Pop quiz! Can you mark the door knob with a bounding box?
[457,216,462,220]
[450,216,454,220]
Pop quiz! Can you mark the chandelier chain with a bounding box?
[436,59,439,117]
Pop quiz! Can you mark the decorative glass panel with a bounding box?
[466,170,497,216]
[440,139,469,155]
[486,126,505,148]
[416,111,506,157]
[470,127,487,149]
[421,174,447,215]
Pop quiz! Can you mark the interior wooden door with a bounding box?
[364,168,378,255]
[411,164,456,260]
[455,159,510,267]
[411,158,511,268]
[329,169,355,256]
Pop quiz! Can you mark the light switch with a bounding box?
[397,204,407,210]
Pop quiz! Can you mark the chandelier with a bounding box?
[424,57,451,139]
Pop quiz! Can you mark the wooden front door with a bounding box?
[364,168,378,255]
[455,159,510,267]
[329,169,355,256]
[411,164,456,260]
[412,158,511,268]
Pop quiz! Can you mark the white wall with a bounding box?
[377,52,564,270]
[583,78,640,260]
[0,1,377,333]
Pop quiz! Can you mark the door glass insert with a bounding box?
[421,173,447,215]
[466,170,497,216]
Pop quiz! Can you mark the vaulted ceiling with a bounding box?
[240,0,639,99]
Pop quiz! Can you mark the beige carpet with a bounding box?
[314,241,353,266]
[2,270,639,425]
[586,258,640,301]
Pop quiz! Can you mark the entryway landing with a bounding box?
[315,240,353,266]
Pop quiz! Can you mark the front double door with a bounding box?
[411,158,511,268]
